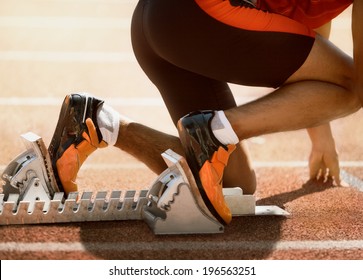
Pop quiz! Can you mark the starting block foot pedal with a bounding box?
[142,150,289,234]
[143,150,224,234]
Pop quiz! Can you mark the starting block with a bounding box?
[0,132,289,234]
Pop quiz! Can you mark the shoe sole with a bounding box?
[48,95,73,192]
[177,118,228,224]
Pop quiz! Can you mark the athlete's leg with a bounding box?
[225,34,360,139]
[177,1,359,137]
[115,121,182,175]
[305,22,341,183]
[176,33,359,223]
[173,1,359,223]
[115,121,256,192]
[115,0,257,193]
[150,0,359,164]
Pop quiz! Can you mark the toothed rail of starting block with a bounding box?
[0,190,149,225]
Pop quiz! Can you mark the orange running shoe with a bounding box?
[177,111,236,224]
[48,93,107,194]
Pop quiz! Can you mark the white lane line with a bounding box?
[254,161,363,168]
[1,162,363,171]
[1,162,362,191]
[0,51,136,62]
[0,16,131,29]
[340,170,363,192]
[1,240,363,252]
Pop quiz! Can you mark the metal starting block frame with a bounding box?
[0,132,289,234]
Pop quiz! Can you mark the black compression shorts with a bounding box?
[130,0,341,124]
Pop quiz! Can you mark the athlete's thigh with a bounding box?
[131,0,237,124]
[146,0,316,88]
[285,34,353,88]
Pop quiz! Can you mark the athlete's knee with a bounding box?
[342,70,362,112]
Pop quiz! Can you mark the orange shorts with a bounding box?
[196,0,352,35]
[257,0,352,29]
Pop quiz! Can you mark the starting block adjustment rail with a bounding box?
[0,190,148,225]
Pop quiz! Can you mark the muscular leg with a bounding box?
[112,0,257,194]
[112,117,257,194]
[225,35,360,139]
[115,121,182,175]
[115,120,256,193]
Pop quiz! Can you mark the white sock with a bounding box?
[96,103,120,146]
[210,110,239,145]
